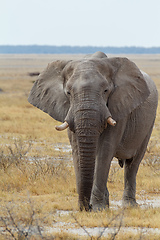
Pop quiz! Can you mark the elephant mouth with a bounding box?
[55,116,116,131]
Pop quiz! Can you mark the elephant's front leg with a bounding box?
[90,136,114,211]
[90,125,124,211]
[90,154,112,211]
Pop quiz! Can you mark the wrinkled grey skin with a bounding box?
[28,51,158,211]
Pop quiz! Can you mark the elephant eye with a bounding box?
[104,89,108,93]
[67,91,71,95]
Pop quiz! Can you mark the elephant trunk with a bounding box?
[74,104,101,210]
[77,129,99,210]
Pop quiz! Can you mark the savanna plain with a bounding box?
[0,54,160,240]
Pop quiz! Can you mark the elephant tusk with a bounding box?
[106,117,116,127]
[55,121,69,131]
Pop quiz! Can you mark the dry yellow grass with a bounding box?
[0,54,160,239]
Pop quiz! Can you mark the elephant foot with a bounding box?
[90,187,109,211]
[91,203,109,212]
[79,205,92,212]
[79,199,92,212]
[122,197,139,208]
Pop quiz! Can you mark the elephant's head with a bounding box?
[28,52,150,210]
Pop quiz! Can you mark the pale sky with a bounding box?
[1,0,160,47]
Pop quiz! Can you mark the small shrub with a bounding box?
[0,138,32,172]
[0,197,55,240]
[0,138,72,196]
[143,140,160,174]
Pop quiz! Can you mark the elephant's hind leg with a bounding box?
[122,126,153,207]
[122,157,138,206]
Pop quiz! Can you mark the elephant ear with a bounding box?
[107,57,150,120]
[28,60,70,123]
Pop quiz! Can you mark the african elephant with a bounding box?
[28,51,158,211]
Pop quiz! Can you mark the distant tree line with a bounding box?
[0,45,160,54]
